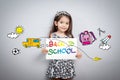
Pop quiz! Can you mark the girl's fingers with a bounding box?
[76,53,82,59]
[42,48,48,54]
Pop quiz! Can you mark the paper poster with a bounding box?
[46,38,77,59]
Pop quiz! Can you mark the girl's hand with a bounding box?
[76,50,82,59]
[41,48,48,54]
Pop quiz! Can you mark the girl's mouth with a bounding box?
[61,27,67,30]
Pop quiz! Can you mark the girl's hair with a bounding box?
[49,11,74,38]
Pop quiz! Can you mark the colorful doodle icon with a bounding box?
[22,38,40,48]
[93,57,102,61]
[97,28,106,36]
[79,31,96,45]
[99,35,111,50]
[99,43,111,50]
[12,48,20,55]
[15,25,24,34]
[100,35,111,44]
[7,32,19,39]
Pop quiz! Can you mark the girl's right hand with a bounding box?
[41,48,48,54]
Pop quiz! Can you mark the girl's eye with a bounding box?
[66,23,69,25]
[60,22,63,24]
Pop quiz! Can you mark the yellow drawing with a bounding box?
[92,57,102,61]
[22,38,40,48]
[16,25,24,34]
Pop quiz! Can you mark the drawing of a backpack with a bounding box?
[79,31,96,45]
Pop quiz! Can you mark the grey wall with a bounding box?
[0,0,120,80]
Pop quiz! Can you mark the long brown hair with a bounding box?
[49,11,74,38]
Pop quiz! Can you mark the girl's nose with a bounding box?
[63,23,66,26]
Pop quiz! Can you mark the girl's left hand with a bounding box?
[76,51,82,59]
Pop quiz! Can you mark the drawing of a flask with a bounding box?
[100,35,111,44]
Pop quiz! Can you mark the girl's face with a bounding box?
[55,16,69,33]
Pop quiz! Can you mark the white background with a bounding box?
[0,0,120,80]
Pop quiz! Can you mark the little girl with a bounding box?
[42,11,82,80]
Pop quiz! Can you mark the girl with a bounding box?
[42,11,82,80]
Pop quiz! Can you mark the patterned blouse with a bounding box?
[46,33,75,79]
